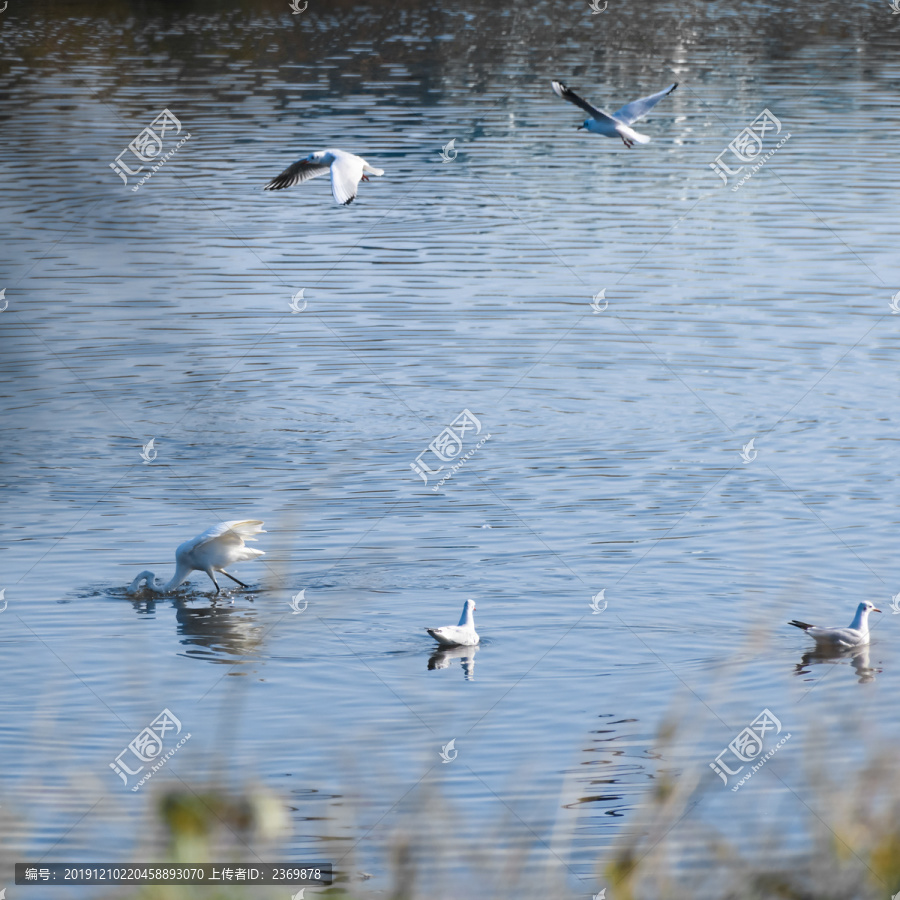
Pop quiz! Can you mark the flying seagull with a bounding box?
[789,601,881,649]
[264,148,384,205]
[426,599,480,647]
[551,80,678,148]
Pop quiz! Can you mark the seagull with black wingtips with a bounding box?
[551,80,678,148]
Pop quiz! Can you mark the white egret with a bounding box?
[127,520,266,595]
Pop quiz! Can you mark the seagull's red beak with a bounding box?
[873,607,882,613]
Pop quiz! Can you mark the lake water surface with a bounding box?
[2,1,900,897]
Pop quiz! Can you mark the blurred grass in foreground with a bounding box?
[133,720,900,900]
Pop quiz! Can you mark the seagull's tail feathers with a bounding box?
[618,124,651,144]
[789,619,813,631]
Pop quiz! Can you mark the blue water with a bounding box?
[2,1,900,896]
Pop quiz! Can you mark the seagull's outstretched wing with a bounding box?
[264,159,331,191]
[329,154,363,205]
[612,83,678,125]
[551,81,617,126]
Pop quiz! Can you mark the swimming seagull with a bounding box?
[789,601,881,649]
[551,80,678,148]
[264,148,384,205]
[127,520,266,596]
[426,599,480,647]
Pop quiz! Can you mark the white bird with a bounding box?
[264,148,384,205]
[789,601,881,649]
[426,599,479,647]
[551,80,678,148]
[127,520,266,596]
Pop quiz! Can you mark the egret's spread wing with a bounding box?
[329,155,363,205]
[220,519,266,542]
[613,83,678,125]
[264,159,330,191]
[192,520,265,550]
[551,81,617,125]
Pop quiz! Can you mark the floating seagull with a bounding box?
[426,599,480,647]
[127,520,266,596]
[264,148,384,205]
[789,601,881,649]
[551,80,678,148]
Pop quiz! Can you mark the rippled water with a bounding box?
[2,0,900,895]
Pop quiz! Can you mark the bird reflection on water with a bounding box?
[428,644,478,681]
[794,643,880,684]
[127,593,264,663]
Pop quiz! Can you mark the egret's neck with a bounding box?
[127,571,166,595]
[127,564,190,595]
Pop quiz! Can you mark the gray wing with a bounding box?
[808,626,863,646]
[264,159,330,191]
[612,83,678,125]
[551,81,617,126]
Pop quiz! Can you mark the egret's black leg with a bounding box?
[222,570,249,589]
